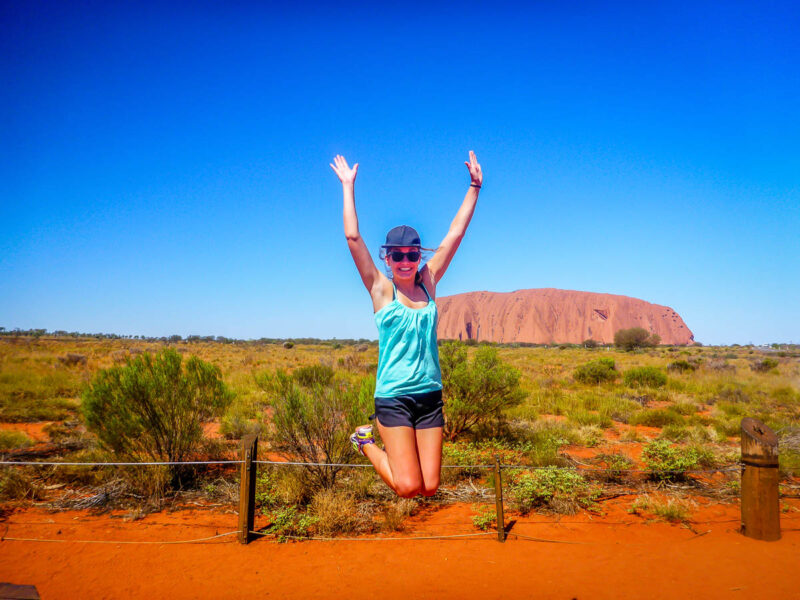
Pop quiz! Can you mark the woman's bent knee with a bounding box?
[421,484,439,497]
[395,479,421,498]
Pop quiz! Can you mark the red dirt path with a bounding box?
[2,501,799,599]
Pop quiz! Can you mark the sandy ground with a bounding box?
[2,500,799,600]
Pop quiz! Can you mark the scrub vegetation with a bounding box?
[1,335,798,538]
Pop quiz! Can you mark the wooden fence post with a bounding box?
[238,434,258,544]
[494,455,505,543]
[740,418,780,541]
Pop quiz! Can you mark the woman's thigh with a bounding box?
[375,418,422,484]
[415,426,443,490]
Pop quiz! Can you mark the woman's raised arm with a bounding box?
[330,155,382,293]
[425,150,482,284]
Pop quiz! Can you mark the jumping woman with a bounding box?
[330,151,482,498]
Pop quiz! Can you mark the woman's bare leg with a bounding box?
[415,427,443,496]
[362,418,423,498]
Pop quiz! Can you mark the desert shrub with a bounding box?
[582,339,599,349]
[704,359,735,372]
[257,369,374,490]
[255,468,281,510]
[667,360,695,373]
[509,467,598,514]
[574,424,604,447]
[629,408,683,428]
[620,428,644,442]
[439,343,526,441]
[750,358,778,373]
[264,505,319,542]
[0,468,43,501]
[282,341,294,349]
[310,488,374,536]
[472,506,497,530]
[659,423,690,441]
[220,397,268,440]
[0,430,34,451]
[672,402,699,416]
[641,440,699,480]
[712,385,750,404]
[293,364,335,388]
[81,348,233,485]
[614,327,660,351]
[630,495,692,522]
[58,353,87,366]
[382,498,418,531]
[573,358,617,384]
[43,420,82,443]
[623,366,667,388]
[568,409,612,429]
[594,452,634,481]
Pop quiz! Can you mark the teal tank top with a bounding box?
[374,281,442,397]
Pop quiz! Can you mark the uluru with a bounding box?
[436,288,694,345]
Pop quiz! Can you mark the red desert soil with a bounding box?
[2,500,799,599]
[437,288,695,345]
[0,422,52,442]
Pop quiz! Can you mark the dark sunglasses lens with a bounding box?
[391,251,420,262]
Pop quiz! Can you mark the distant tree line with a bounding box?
[0,327,375,346]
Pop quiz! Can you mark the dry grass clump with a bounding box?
[382,498,418,531]
[0,430,34,451]
[629,494,695,523]
[0,468,44,501]
[310,488,376,536]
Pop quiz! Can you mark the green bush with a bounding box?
[573,358,617,384]
[614,327,660,351]
[257,369,374,490]
[629,408,683,428]
[623,366,667,388]
[293,364,335,388]
[471,506,497,530]
[641,440,699,481]
[440,343,526,441]
[667,360,695,373]
[582,339,599,349]
[594,452,635,481]
[265,505,319,542]
[509,467,598,514]
[750,358,778,373]
[81,348,233,483]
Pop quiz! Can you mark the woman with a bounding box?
[330,151,482,498]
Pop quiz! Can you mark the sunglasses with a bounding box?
[389,250,421,262]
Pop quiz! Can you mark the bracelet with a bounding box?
[470,183,481,188]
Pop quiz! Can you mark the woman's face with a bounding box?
[385,246,420,282]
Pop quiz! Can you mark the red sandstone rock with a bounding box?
[436,288,694,345]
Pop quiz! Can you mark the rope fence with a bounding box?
[0,417,792,545]
[0,459,745,473]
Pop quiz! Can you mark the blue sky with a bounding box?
[2,1,798,344]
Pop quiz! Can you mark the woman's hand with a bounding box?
[330,154,359,186]
[464,150,482,187]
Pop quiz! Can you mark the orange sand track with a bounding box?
[2,501,799,599]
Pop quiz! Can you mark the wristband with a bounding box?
[470,183,481,188]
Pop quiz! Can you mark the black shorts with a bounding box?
[370,389,444,429]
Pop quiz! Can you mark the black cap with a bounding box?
[381,225,421,248]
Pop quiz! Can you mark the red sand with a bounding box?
[2,500,799,599]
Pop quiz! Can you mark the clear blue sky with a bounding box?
[2,2,798,344]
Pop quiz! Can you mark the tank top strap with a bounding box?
[420,281,431,301]
[391,282,397,300]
